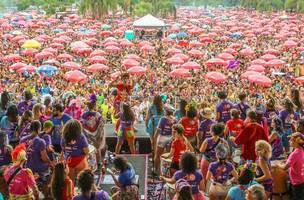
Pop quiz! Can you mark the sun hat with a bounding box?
[202,107,213,119]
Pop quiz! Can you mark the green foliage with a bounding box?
[134,1,152,16]
[257,0,272,11]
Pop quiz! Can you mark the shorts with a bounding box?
[282,128,293,147]
[117,127,135,142]
[67,155,86,168]
[157,135,172,148]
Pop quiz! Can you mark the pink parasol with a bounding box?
[190,41,203,47]
[247,65,265,72]
[88,56,108,64]
[239,48,255,57]
[188,49,203,57]
[122,59,140,68]
[105,45,121,52]
[205,58,227,66]
[295,77,304,84]
[283,40,297,48]
[166,57,185,65]
[21,49,39,56]
[162,38,175,43]
[223,48,237,55]
[17,65,37,73]
[104,41,119,47]
[251,59,267,66]
[4,54,22,62]
[141,45,155,52]
[168,48,182,55]
[260,54,277,61]
[57,54,73,62]
[120,40,134,47]
[127,66,147,75]
[217,53,234,61]
[35,52,53,60]
[62,62,82,70]
[90,50,106,57]
[87,64,110,72]
[42,48,57,55]
[266,59,286,68]
[138,41,152,47]
[240,71,262,80]
[263,49,279,55]
[100,31,113,36]
[181,61,201,70]
[205,72,227,83]
[248,74,272,87]
[64,70,87,82]
[49,43,65,49]
[124,54,141,61]
[110,71,121,80]
[72,47,93,55]
[169,69,191,77]
[173,53,189,61]
[9,62,27,70]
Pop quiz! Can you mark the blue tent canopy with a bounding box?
[37,65,58,73]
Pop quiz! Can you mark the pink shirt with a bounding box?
[287,148,304,185]
[4,165,36,195]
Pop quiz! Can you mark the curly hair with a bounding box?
[180,152,197,174]
[62,119,82,144]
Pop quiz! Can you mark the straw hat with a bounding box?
[202,107,213,119]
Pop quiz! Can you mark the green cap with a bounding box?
[43,120,54,129]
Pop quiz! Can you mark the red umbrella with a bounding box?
[283,40,297,48]
[248,74,272,87]
[166,57,184,65]
[295,77,304,84]
[105,45,121,52]
[122,59,140,68]
[205,72,227,83]
[141,45,155,52]
[267,59,286,68]
[72,47,93,55]
[178,40,189,46]
[174,53,189,61]
[104,41,119,47]
[87,64,109,72]
[42,48,57,55]
[62,62,82,70]
[120,40,134,47]
[188,49,203,57]
[9,62,27,70]
[35,52,53,60]
[217,53,234,61]
[250,59,267,66]
[21,49,39,56]
[90,50,106,57]
[181,61,201,70]
[138,41,152,47]
[4,54,22,62]
[261,54,277,61]
[223,48,237,55]
[247,65,265,72]
[17,65,37,73]
[64,70,87,82]
[100,31,112,36]
[241,71,262,80]
[263,49,279,55]
[229,43,242,49]
[49,43,65,49]
[104,37,117,43]
[57,54,73,62]
[169,69,191,77]
[124,54,141,61]
[168,48,182,55]
[190,41,203,47]
[205,58,227,66]
[240,48,255,57]
[162,38,174,43]
[53,38,66,44]
[88,56,108,64]
[127,66,147,75]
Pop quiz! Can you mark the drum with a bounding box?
[160,153,172,178]
[88,144,97,171]
[166,183,175,200]
[232,149,241,167]
[271,161,289,200]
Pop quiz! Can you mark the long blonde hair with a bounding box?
[255,140,272,159]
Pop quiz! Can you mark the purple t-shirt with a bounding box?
[236,102,250,120]
[199,119,215,139]
[279,109,299,130]
[17,100,36,116]
[72,190,110,200]
[174,170,203,194]
[256,156,272,190]
[19,122,32,139]
[158,117,175,136]
[216,100,234,123]
[203,138,225,162]
[0,146,11,166]
[264,109,278,126]
[24,136,48,174]
[81,111,102,132]
[119,113,133,129]
[209,161,234,183]
[270,131,283,159]
[61,134,88,158]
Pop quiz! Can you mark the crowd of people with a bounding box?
[0,6,304,200]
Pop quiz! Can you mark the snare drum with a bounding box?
[88,144,97,171]
[161,153,172,178]
[271,161,289,200]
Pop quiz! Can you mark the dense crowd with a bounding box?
[0,6,304,200]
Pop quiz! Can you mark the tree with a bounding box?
[78,0,118,18]
[133,1,152,16]
[154,0,176,18]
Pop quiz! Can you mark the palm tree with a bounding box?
[154,0,176,18]
[78,0,118,18]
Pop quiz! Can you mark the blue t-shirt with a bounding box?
[50,113,72,145]
[227,181,258,200]
[118,164,136,187]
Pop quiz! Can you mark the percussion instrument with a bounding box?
[271,160,289,200]
[88,144,97,171]
[160,153,172,178]
[165,183,175,200]
[232,148,241,167]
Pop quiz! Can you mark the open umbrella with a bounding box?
[122,59,140,68]
[267,59,286,68]
[261,54,277,61]
[87,64,109,72]
[167,57,184,65]
[264,49,279,55]
[169,69,191,77]
[248,74,272,87]
[250,59,267,66]
[21,49,39,56]
[110,71,121,80]
[105,45,121,52]
[218,53,234,61]
[9,62,27,70]
[124,54,141,61]
[88,56,108,64]
[141,45,155,52]
[283,40,297,48]
[35,52,53,60]
[64,70,87,82]
[21,40,41,49]
[127,66,147,75]
[241,71,262,80]
[205,58,227,66]
[181,61,201,70]
[188,49,203,57]
[240,48,255,57]
[168,48,182,55]
[17,65,37,73]
[247,65,265,73]
[37,65,58,73]
[57,54,73,62]
[295,77,304,84]
[90,50,106,57]
[62,62,82,70]
[205,71,227,83]
[4,54,22,62]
